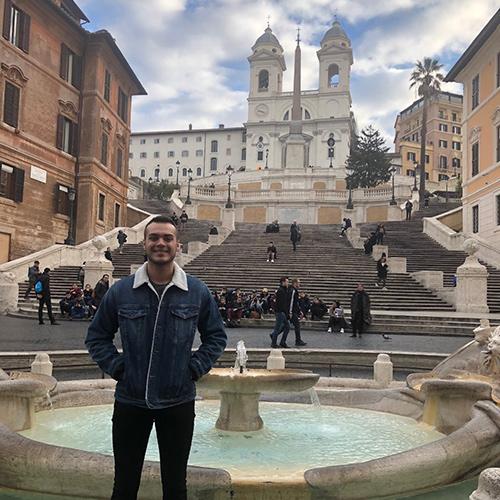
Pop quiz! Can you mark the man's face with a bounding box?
[282,278,289,287]
[144,222,179,265]
[357,283,364,292]
[294,280,300,289]
[103,275,109,283]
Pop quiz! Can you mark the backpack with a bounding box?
[34,280,43,294]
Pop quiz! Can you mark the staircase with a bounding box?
[182,222,453,312]
[359,205,500,313]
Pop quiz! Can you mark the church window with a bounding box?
[168,168,173,176]
[182,168,187,177]
[283,110,289,121]
[210,157,217,171]
[154,168,160,179]
[241,148,246,161]
[304,109,311,120]
[196,167,202,176]
[257,151,263,161]
[211,140,218,153]
[140,169,145,177]
[328,64,340,87]
[258,70,269,91]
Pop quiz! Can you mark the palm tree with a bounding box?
[409,57,444,206]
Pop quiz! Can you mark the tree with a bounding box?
[410,57,444,206]
[146,179,175,201]
[345,125,391,189]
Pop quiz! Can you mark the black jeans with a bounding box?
[38,296,55,323]
[351,313,365,336]
[111,399,195,500]
[290,313,302,342]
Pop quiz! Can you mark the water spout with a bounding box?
[234,340,248,374]
[308,388,321,407]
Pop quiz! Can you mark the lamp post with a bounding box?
[175,160,180,189]
[327,135,335,168]
[64,186,76,245]
[265,149,269,169]
[412,162,419,192]
[185,168,193,204]
[225,165,234,208]
[390,167,397,205]
[443,174,449,205]
[346,178,353,210]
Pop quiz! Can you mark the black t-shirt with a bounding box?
[151,281,169,298]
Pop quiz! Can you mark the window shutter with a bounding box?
[13,167,24,203]
[60,44,69,79]
[72,54,82,89]
[3,83,20,128]
[71,121,79,156]
[20,11,30,53]
[2,0,11,40]
[56,114,64,149]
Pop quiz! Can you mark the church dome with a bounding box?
[321,20,350,45]
[252,27,283,51]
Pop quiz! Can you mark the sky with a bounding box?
[78,0,498,149]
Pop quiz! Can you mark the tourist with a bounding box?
[270,277,290,348]
[92,274,110,309]
[364,232,377,255]
[85,215,227,500]
[310,297,328,320]
[37,268,58,325]
[179,210,189,230]
[350,283,371,338]
[298,291,311,318]
[59,292,73,318]
[267,241,277,262]
[375,223,386,245]
[327,301,348,333]
[117,230,128,254]
[339,218,352,237]
[70,296,87,320]
[260,288,271,314]
[104,247,113,262]
[405,200,413,221]
[171,211,179,226]
[289,278,307,346]
[265,220,280,233]
[290,220,301,251]
[78,263,85,285]
[209,224,218,235]
[376,253,389,290]
[24,260,40,299]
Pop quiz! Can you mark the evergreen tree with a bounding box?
[146,179,175,200]
[345,126,391,188]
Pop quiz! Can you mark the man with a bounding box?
[24,260,40,299]
[267,241,277,262]
[339,218,352,237]
[290,220,300,251]
[117,230,128,254]
[179,210,189,231]
[270,277,290,348]
[405,200,413,221]
[289,278,307,347]
[104,247,113,262]
[209,224,218,235]
[37,268,58,325]
[93,274,110,309]
[350,283,371,338]
[85,216,227,500]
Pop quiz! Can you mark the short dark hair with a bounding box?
[34,260,40,264]
[280,276,288,285]
[144,216,177,238]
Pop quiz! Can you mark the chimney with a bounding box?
[188,123,192,130]
[218,124,224,129]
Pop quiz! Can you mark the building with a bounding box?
[445,9,500,246]
[129,20,355,186]
[0,0,145,262]
[394,91,463,184]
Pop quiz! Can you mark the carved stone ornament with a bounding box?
[115,131,126,147]
[469,126,481,143]
[58,100,78,121]
[463,238,479,256]
[492,107,500,126]
[0,271,16,283]
[481,326,500,376]
[101,118,113,133]
[0,63,28,86]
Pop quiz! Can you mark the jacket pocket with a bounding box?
[170,304,199,343]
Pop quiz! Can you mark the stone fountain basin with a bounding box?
[197,368,319,393]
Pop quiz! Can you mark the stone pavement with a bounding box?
[0,316,469,354]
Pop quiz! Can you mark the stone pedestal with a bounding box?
[0,272,18,315]
[412,271,443,290]
[267,349,285,370]
[31,353,53,376]
[221,208,235,231]
[470,468,500,500]
[346,227,364,249]
[388,204,403,221]
[217,391,263,431]
[373,354,393,387]
[372,245,388,261]
[83,260,114,289]
[387,257,406,273]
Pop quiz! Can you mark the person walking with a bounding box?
[405,200,413,221]
[179,210,189,231]
[350,283,371,338]
[92,274,110,310]
[117,230,128,254]
[37,268,58,325]
[376,253,389,290]
[290,220,300,252]
[375,224,386,245]
[104,247,113,262]
[270,277,290,348]
[267,241,277,262]
[24,260,40,299]
[339,218,352,237]
[85,215,227,500]
[289,278,307,346]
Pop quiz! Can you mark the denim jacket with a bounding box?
[85,262,227,409]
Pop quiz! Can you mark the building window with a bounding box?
[3,81,20,128]
[328,64,340,87]
[60,44,82,89]
[182,167,187,177]
[439,123,448,132]
[242,130,247,143]
[226,148,231,156]
[452,158,461,169]
[104,69,111,102]
[439,140,448,148]
[0,162,24,202]
[439,156,447,169]
[407,152,416,161]
[168,151,174,157]
[56,115,78,156]
[452,125,461,134]
[140,169,145,177]
[116,148,123,177]
[452,141,461,151]
[182,137,188,143]
[472,205,479,233]
[56,184,70,215]
[227,134,231,140]
[452,112,458,122]
[168,168,173,176]
[181,150,188,157]
[140,152,147,159]
[406,169,415,177]
[257,151,264,161]
[153,151,160,158]
[140,138,146,145]
[497,125,500,163]
[117,87,128,122]
[196,136,202,142]
[472,142,479,176]
[154,168,160,179]
[98,193,105,222]
[438,174,448,182]
[211,140,218,153]
[154,138,160,144]
[258,69,269,90]
[241,148,246,161]
[195,150,203,157]
[168,137,174,143]
[472,75,479,110]
[439,109,446,119]
[2,2,30,52]
[210,157,217,171]
[425,154,430,164]
[100,133,108,166]
[196,167,201,176]
[283,110,289,121]
[114,203,121,227]
[129,152,133,159]
[497,195,500,226]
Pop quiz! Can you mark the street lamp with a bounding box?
[412,162,419,192]
[389,167,397,205]
[225,165,234,208]
[346,178,353,210]
[64,186,76,245]
[265,149,269,169]
[175,160,180,189]
[327,135,335,168]
[185,168,193,204]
